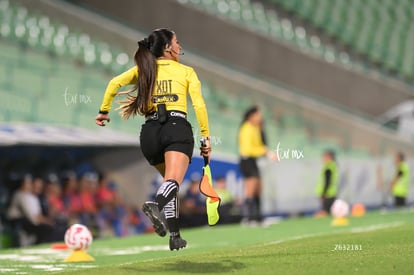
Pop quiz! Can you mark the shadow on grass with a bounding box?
[122,259,246,273]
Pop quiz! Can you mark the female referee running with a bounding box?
[95,28,211,251]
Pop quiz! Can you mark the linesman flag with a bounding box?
[199,138,221,225]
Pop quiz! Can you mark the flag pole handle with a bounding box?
[200,138,209,166]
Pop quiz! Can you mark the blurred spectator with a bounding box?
[96,204,113,238]
[96,173,115,206]
[214,176,241,224]
[390,152,410,207]
[62,171,82,222]
[33,173,67,241]
[79,172,98,213]
[7,174,54,246]
[78,172,98,233]
[45,181,68,241]
[46,181,66,218]
[33,176,48,217]
[180,176,206,227]
[0,180,10,219]
[316,150,338,215]
[97,191,128,237]
[111,193,129,237]
[95,175,114,237]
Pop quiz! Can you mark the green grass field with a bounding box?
[1,209,413,275]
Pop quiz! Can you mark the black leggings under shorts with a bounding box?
[140,117,194,166]
[239,157,260,178]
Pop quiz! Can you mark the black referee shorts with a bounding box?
[239,157,260,178]
[140,117,194,166]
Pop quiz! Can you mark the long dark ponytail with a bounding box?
[118,28,175,119]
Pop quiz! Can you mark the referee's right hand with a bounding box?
[95,113,110,126]
[200,137,212,163]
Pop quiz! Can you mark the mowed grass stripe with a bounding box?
[0,210,413,274]
[58,223,414,275]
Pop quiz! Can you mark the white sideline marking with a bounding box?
[31,265,64,271]
[0,269,17,272]
[21,249,65,255]
[350,221,404,233]
[264,221,405,246]
[0,252,68,263]
[97,245,168,256]
[265,233,326,246]
[0,254,19,260]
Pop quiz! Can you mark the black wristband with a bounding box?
[98,110,108,115]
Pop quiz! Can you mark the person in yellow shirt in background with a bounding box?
[238,106,275,225]
[390,152,410,207]
[95,28,211,250]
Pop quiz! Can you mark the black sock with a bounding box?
[164,196,180,235]
[254,196,262,221]
[245,198,256,221]
[155,179,179,211]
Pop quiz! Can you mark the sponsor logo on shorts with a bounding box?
[169,111,186,118]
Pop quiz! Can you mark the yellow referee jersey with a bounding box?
[238,121,266,158]
[99,60,210,137]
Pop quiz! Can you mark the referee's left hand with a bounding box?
[95,113,110,126]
